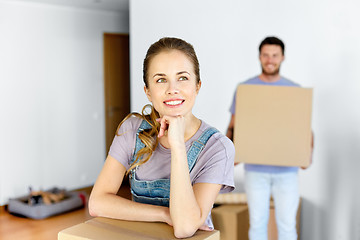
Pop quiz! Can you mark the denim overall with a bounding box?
[129,120,218,207]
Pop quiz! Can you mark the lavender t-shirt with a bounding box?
[109,116,235,193]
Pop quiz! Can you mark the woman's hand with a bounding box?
[198,224,214,231]
[157,115,185,148]
[162,207,173,227]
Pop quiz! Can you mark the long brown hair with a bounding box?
[116,104,160,174]
[118,37,200,174]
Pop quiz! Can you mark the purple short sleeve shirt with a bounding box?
[109,116,235,193]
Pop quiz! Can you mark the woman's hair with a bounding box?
[118,37,200,174]
[143,37,200,87]
[116,104,160,174]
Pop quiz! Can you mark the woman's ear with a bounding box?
[196,81,202,94]
[144,85,152,102]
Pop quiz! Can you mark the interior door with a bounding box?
[104,33,130,154]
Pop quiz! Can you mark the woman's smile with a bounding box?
[164,99,185,107]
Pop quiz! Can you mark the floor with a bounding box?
[0,184,131,240]
[0,203,92,240]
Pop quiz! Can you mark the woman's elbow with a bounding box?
[88,196,100,217]
[173,224,198,239]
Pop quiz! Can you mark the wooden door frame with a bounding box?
[103,33,130,155]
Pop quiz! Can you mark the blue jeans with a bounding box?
[245,171,299,240]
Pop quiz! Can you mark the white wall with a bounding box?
[0,1,129,205]
[130,0,360,239]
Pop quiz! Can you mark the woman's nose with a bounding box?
[166,81,179,94]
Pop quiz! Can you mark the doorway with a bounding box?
[103,33,130,154]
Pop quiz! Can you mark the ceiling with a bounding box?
[18,0,129,12]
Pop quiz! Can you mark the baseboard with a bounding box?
[0,204,7,213]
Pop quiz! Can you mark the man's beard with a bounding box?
[262,66,280,76]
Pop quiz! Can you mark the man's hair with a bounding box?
[259,36,285,55]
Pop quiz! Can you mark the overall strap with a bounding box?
[131,119,152,166]
[187,127,219,172]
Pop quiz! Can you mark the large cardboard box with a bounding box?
[58,217,219,240]
[234,85,313,167]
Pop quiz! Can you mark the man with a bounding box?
[227,36,313,240]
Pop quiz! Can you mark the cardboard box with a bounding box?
[214,193,247,205]
[212,204,249,240]
[211,199,301,240]
[234,85,313,167]
[58,217,219,240]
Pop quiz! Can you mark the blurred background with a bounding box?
[1,0,359,239]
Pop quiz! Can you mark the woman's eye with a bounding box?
[179,76,188,81]
[156,78,166,83]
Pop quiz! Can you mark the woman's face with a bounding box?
[144,50,201,118]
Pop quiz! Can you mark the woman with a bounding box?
[89,37,234,238]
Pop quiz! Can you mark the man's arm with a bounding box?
[226,115,235,141]
[301,131,314,170]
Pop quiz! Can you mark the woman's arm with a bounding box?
[171,170,221,238]
[158,116,222,238]
[88,155,172,225]
[170,142,221,238]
